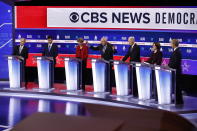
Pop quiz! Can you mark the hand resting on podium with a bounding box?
[16,56,24,61]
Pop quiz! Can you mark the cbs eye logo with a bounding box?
[69,12,79,23]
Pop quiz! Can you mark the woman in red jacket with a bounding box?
[76,38,88,91]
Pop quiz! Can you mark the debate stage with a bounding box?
[0,81,196,130]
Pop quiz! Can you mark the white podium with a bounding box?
[133,62,153,100]
[7,55,23,88]
[112,60,130,96]
[90,58,110,93]
[155,66,176,104]
[63,57,82,91]
[35,56,54,91]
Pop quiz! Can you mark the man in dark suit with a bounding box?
[90,37,117,61]
[122,37,140,62]
[90,37,117,92]
[12,38,29,87]
[13,38,29,64]
[42,36,58,66]
[168,39,183,105]
[42,36,58,85]
[122,37,140,97]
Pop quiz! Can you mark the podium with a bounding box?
[112,60,130,96]
[134,62,153,100]
[154,66,176,104]
[63,57,82,91]
[7,55,23,88]
[90,58,110,93]
[35,56,54,91]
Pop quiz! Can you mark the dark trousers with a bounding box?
[152,70,158,100]
[175,74,184,104]
[24,66,28,87]
[21,61,28,87]
[105,62,113,92]
[50,60,55,88]
[81,60,87,91]
[132,67,138,97]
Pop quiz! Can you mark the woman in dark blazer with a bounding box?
[76,38,88,91]
[146,42,163,65]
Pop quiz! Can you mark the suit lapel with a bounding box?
[173,48,178,56]
[171,48,177,60]
[130,44,134,53]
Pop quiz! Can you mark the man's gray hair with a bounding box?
[101,36,108,41]
[128,36,135,41]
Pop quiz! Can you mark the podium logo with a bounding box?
[69,12,79,23]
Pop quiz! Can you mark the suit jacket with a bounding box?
[168,48,182,75]
[90,43,117,61]
[12,45,29,64]
[76,45,88,60]
[122,44,140,62]
[42,43,58,64]
[146,51,163,65]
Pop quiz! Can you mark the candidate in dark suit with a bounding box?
[90,37,117,92]
[146,42,163,65]
[13,38,29,64]
[122,37,140,97]
[12,38,29,87]
[90,37,117,61]
[42,36,58,85]
[168,39,183,105]
[42,36,58,66]
[122,37,140,62]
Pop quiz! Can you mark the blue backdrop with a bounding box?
[15,29,197,59]
[14,29,197,75]
[0,1,12,79]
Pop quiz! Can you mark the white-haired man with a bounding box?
[122,37,140,62]
[13,38,29,63]
[90,37,117,61]
[90,37,117,92]
[12,38,29,87]
[122,37,140,97]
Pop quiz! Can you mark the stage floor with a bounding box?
[0,82,196,130]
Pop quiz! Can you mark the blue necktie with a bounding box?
[48,45,51,51]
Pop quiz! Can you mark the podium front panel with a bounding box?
[114,62,129,96]
[37,58,52,89]
[155,68,172,104]
[92,59,107,92]
[136,64,152,100]
[64,58,80,91]
[8,57,22,88]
